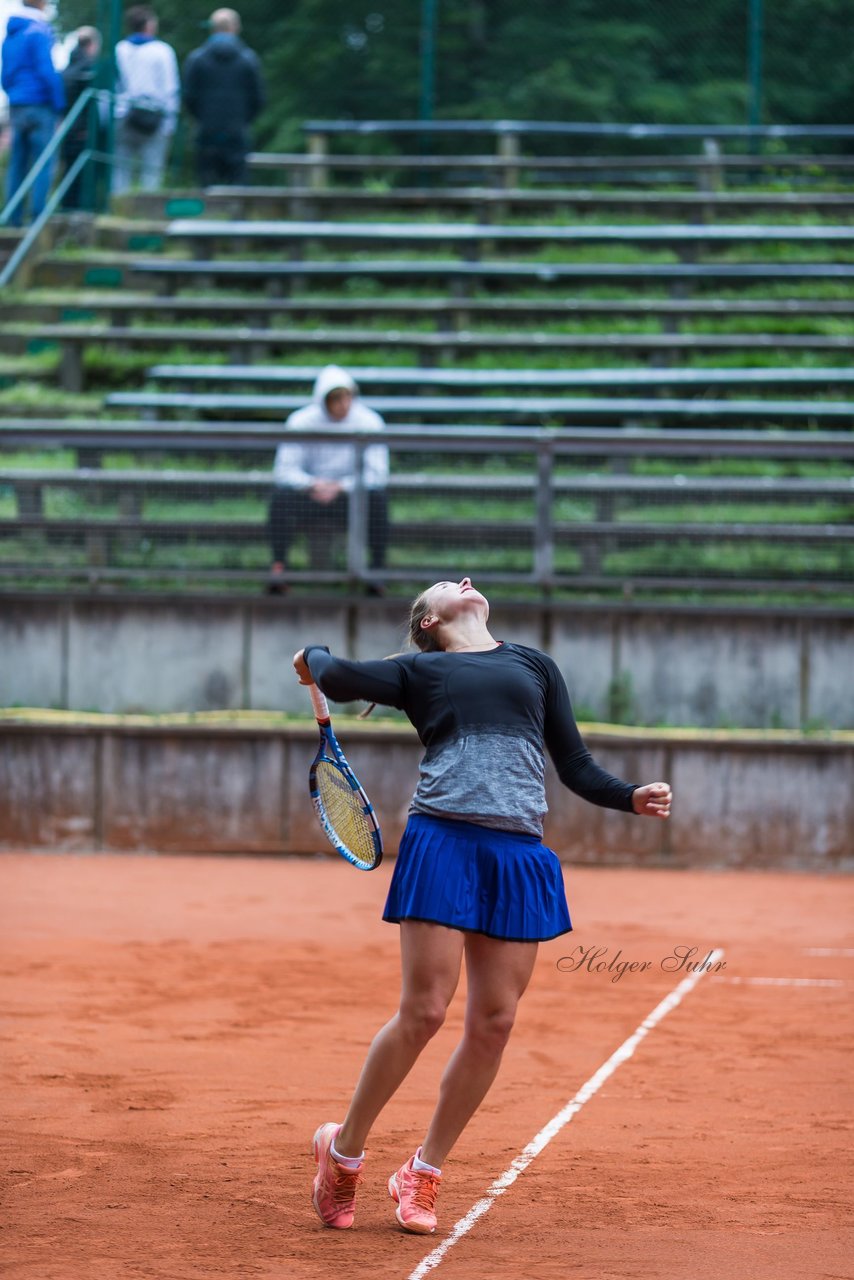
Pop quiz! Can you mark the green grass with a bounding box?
[689,315,854,336]
[82,343,228,386]
[0,356,57,385]
[2,448,847,485]
[679,349,854,369]
[386,544,537,572]
[631,457,852,478]
[0,448,77,469]
[390,496,535,521]
[8,308,854,339]
[598,540,854,576]
[612,501,853,524]
[0,383,100,411]
[143,496,266,521]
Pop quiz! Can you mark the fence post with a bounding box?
[306,131,329,190]
[534,436,554,587]
[16,481,44,519]
[699,137,724,194]
[60,339,84,394]
[419,0,438,125]
[347,440,368,585]
[497,130,520,190]
[748,0,764,131]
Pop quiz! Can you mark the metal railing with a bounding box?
[302,119,854,140]
[0,88,114,288]
[2,426,851,596]
[290,119,854,190]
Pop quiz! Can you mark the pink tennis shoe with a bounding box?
[388,1151,442,1234]
[312,1123,363,1229]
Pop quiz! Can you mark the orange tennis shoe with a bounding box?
[388,1152,441,1234]
[312,1123,363,1229]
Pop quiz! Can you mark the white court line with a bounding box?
[803,948,854,958]
[405,948,724,1280]
[712,975,844,988]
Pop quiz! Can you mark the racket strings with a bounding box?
[315,760,380,868]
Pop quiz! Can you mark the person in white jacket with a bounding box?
[112,5,179,194]
[268,365,390,594]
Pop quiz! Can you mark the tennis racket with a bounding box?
[307,683,383,871]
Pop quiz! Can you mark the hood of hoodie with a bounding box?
[5,13,47,41]
[313,365,359,417]
[205,32,244,61]
[2,10,64,112]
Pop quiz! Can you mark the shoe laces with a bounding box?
[331,1163,362,1206]
[410,1170,439,1212]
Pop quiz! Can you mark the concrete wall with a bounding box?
[0,719,851,869]
[1,593,852,729]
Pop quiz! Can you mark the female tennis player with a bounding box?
[293,577,671,1235]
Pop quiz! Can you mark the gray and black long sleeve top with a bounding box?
[304,643,637,838]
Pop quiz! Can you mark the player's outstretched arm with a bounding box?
[293,646,406,708]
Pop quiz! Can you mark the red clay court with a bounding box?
[1,851,852,1280]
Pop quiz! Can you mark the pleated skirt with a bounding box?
[383,813,572,943]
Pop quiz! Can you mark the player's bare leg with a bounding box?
[334,922,465,1158]
[419,934,538,1169]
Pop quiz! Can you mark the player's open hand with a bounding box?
[632,782,672,818]
[293,648,315,686]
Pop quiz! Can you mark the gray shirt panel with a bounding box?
[409,725,548,837]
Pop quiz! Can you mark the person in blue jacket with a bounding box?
[1,0,65,225]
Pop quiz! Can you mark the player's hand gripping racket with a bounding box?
[307,683,383,871]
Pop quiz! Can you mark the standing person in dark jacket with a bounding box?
[1,0,65,225]
[60,27,101,210]
[182,8,264,187]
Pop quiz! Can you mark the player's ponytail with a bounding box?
[358,588,442,718]
[408,588,442,654]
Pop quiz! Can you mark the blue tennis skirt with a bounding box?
[383,813,572,943]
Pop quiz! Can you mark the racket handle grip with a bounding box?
[308,683,331,723]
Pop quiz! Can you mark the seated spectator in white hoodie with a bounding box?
[268,365,389,594]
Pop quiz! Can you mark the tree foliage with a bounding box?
[56,0,854,151]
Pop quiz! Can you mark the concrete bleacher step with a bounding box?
[5,564,845,595]
[5,292,854,326]
[167,216,854,246]
[144,363,854,391]
[11,324,854,355]
[5,467,850,499]
[4,421,851,460]
[241,151,854,209]
[0,227,26,270]
[102,389,854,424]
[30,250,854,295]
[6,514,850,551]
[116,186,854,224]
[130,258,854,293]
[9,321,854,356]
[5,324,853,393]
